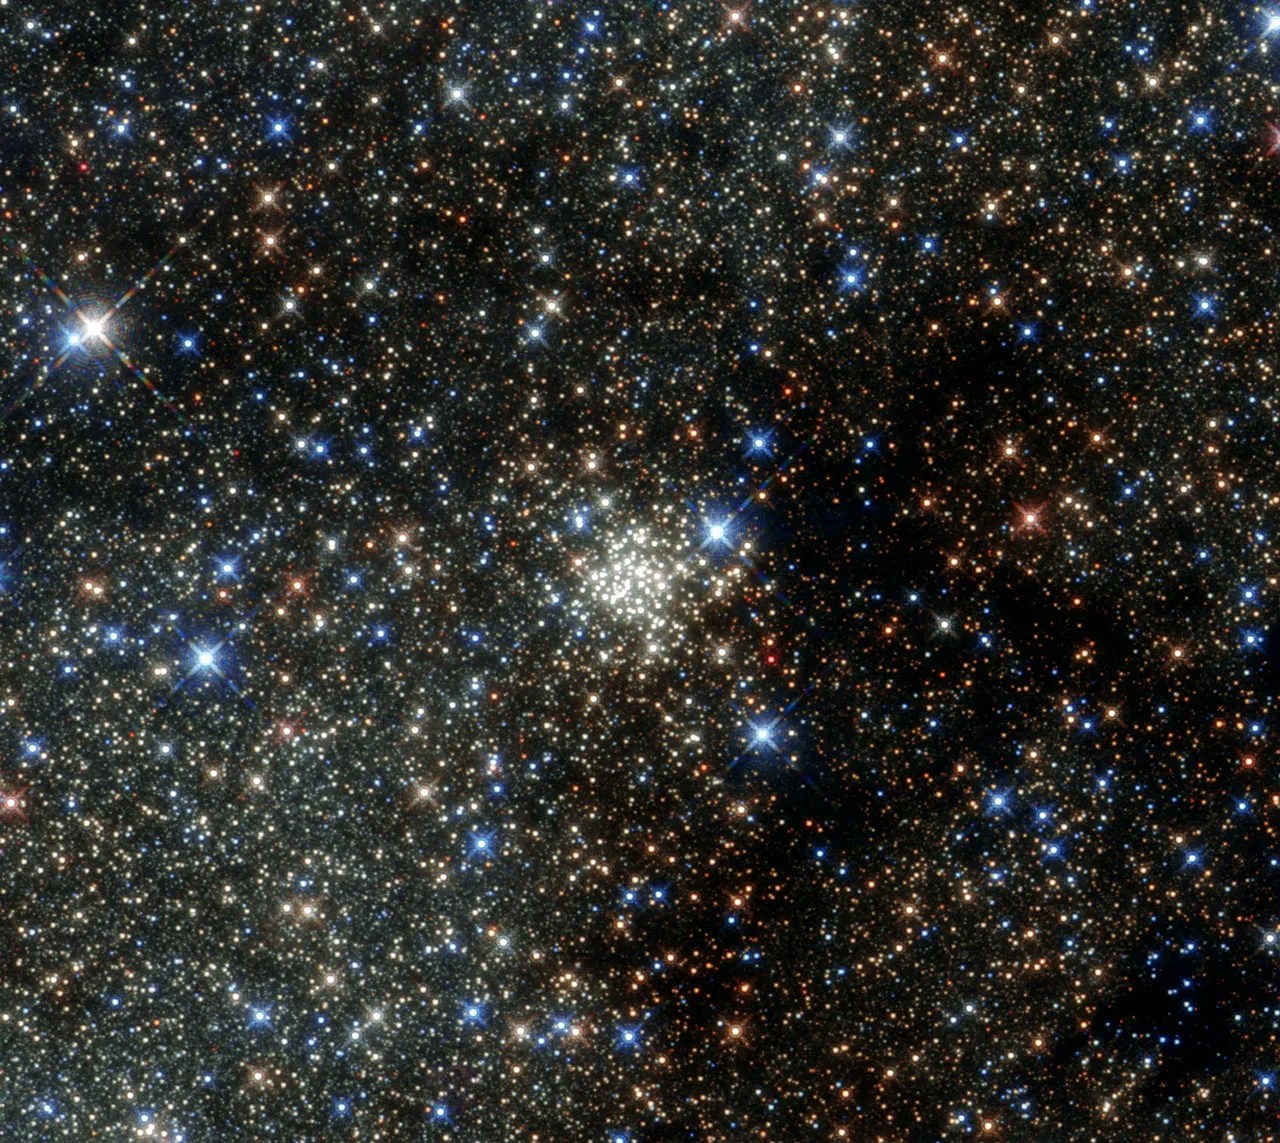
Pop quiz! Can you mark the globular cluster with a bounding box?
[4,0,1280,1139]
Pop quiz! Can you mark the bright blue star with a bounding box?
[828,124,854,151]
[747,719,782,753]
[704,517,734,548]
[192,643,220,672]
[837,262,864,295]
[616,1024,642,1051]
[1192,293,1217,320]
[985,789,1013,816]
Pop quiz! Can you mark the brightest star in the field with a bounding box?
[63,310,114,359]
[80,312,110,342]
[704,517,735,549]
[748,719,782,752]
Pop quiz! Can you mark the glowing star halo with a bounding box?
[3,221,214,421]
[60,307,118,363]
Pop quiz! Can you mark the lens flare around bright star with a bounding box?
[49,285,138,374]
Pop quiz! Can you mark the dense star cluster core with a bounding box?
[3,0,1280,1139]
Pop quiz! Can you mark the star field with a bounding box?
[3,1,1280,1140]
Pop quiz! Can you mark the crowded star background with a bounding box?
[2,0,1280,1139]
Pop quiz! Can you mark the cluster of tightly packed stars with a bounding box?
[5,0,1280,1139]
